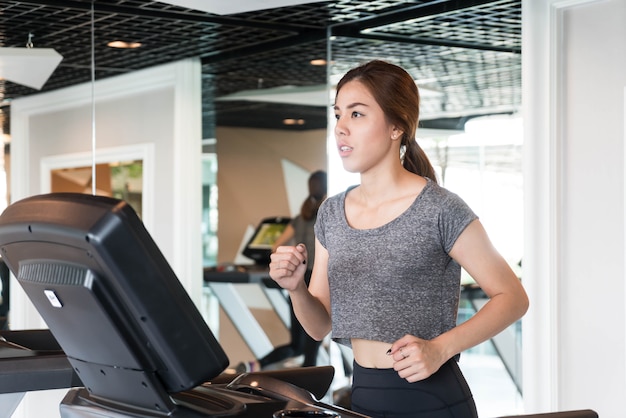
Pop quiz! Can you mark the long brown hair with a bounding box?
[335,60,438,183]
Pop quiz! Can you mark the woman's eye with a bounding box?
[351,111,362,118]
[334,114,340,120]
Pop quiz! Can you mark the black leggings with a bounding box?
[351,359,478,418]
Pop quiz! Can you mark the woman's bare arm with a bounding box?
[269,239,332,340]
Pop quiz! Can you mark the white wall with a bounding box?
[9,58,203,417]
[524,1,626,416]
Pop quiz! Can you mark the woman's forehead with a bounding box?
[335,80,377,107]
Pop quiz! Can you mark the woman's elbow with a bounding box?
[309,324,331,342]
[515,288,530,319]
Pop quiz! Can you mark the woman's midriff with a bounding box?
[351,338,395,369]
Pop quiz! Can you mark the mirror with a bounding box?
[50,161,143,217]
[40,144,154,227]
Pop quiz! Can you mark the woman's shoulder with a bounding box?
[318,187,352,219]
[323,186,355,204]
[422,178,462,201]
[417,179,475,217]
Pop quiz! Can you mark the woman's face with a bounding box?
[333,80,399,174]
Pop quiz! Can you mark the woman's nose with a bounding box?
[334,116,347,137]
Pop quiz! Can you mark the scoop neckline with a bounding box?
[341,177,433,232]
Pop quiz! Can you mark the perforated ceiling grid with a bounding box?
[0,0,521,134]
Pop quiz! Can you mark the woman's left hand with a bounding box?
[387,334,448,382]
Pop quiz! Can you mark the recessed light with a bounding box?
[283,118,305,125]
[107,40,142,49]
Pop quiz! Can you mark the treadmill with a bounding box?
[0,193,366,418]
[204,216,293,361]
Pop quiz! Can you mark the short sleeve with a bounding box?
[314,198,329,249]
[439,191,478,253]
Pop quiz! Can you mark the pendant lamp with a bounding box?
[0,35,63,90]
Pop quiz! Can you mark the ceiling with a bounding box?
[0,0,521,138]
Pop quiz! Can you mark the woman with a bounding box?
[271,170,327,268]
[269,60,528,418]
[260,170,327,368]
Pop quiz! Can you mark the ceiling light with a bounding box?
[107,41,142,49]
[283,118,305,126]
[0,47,63,90]
[310,59,326,66]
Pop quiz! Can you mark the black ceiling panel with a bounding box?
[0,0,521,137]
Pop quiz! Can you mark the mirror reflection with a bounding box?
[51,160,143,217]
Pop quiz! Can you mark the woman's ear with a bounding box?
[391,127,404,140]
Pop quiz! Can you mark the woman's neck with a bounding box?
[357,166,416,206]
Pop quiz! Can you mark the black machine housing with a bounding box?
[0,193,365,418]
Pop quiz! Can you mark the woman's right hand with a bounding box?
[269,243,308,291]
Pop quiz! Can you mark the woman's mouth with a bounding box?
[338,145,353,157]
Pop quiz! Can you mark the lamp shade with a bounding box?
[0,47,63,90]
[159,0,327,15]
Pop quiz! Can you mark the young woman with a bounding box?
[261,170,327,368]
[269,60,528,418]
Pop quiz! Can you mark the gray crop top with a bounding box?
[314,178,477,347]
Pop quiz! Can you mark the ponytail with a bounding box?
[403,137,438,184]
